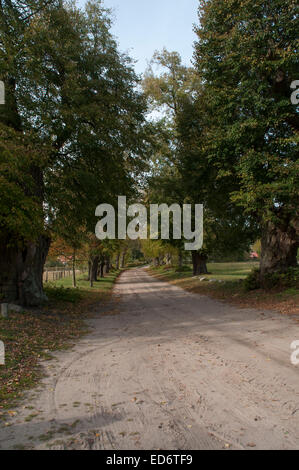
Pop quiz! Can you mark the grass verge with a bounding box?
[0,269,121,413]
[148,263,299,316]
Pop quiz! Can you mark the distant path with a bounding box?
[1,267,299,450]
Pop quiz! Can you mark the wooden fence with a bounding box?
[43,267,86,283]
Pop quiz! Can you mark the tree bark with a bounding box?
[90,256,99,284]
[0,58,51,307]
[165,253,172,265]
[72,249,76,288]
[192,252,208,276]
[260,218,299,280]
[178,250,183,268]
[87,260,91,281]
[105,257,110,274]
[0,235,50,306]
[121,251,126,268]
[115,253,120,270]
[99,260,105,278]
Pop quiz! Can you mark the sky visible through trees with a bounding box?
[78,0,199,74]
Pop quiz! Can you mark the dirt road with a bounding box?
[1,267,299,450]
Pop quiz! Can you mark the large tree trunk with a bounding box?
[192,251,208,276]
[0,235,50,306]
[1,69,50,307]
[260,218,299,280]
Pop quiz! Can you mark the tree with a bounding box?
[143,48,256,275]
[194,0,299,282]
[48,229,87,288]
[0,0,59,305]
[176,86,257,273]
[143,51,203,272]
[0,0,148,305]
[141,239,169,266]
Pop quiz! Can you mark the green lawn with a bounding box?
[44,269,121,300]
[150,261,259,282]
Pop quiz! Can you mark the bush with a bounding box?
[44,286,82,303]
[244,267,299,291]
[160,265,173,271]
[263,267,299,290]
[244,268,261,291]
[175,265,191,273]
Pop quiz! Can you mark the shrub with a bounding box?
[244,268,261,291]
[244,267,299,291]
[44,286,82,304]
[263,267,299,290]
[175,265,191,273]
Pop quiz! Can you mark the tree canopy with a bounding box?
[0,0,149,304]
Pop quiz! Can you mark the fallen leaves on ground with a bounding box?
[149,269,299,316]
[0,286,116,411]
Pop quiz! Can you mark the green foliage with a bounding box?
[243,269,261,291]
[174,265,190,273]
[0,0,151,304]
[194,0,298,258]
[0,126,46,243]
[263,267,299,289]
[44,285,82,303]
[0,0,149,244]
[141,239,166,260]
[143,48,257,263]
[252,240,262,257]
[143,48,198,120]
[244,267,299,291]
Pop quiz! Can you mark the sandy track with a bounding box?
[0,267,299,450]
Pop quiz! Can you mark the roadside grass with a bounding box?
[148,263,299,316]
[45,269,120,297]
[152,262,258,282]
[0,269,121,413]
[126,261,148,269]
[43,269,122,308]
